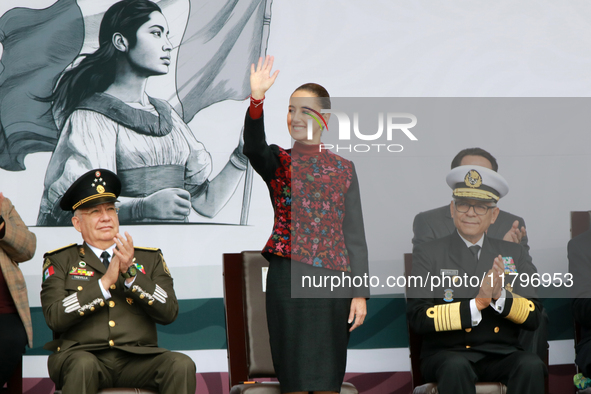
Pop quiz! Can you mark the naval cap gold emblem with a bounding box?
[464,169,482,189]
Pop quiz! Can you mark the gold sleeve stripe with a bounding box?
[506,296,533,324]
[426,302,462,331]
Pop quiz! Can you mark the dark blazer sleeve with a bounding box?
[517,216,529,252]
[496,241,541,331]
[343,163,370,298]
[406,242,473,334]
[499,291,542,331]
[412,211,437,248]
[242,108,280,183]
[0,198,36,262]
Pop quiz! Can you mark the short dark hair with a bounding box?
[451,148,498,172]
[293,83,331,109]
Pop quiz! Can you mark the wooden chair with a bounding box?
[404,252,507,394]
[223,251,358,394]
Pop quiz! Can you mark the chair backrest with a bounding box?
[242,252,275,378]
[223,252,275,387]
[404,252,424,389]
[571,211,590,348]
[571,211,591,240]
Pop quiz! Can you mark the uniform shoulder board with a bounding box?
[134,246,160,252]
[44,243,77,257]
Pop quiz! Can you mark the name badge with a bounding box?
[440,269,458,276]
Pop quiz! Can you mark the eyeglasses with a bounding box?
[454,201,496,216]
[80,206,119,219]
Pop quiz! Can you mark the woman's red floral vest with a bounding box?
[263,142,353,272]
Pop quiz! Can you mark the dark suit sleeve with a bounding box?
[242,108,280,183]
[499,245,541,331]
[124,250,178,325]
[517,217,530,253]
[406,244,472,334]
[568,236,591,328]
[343,164,370,298]
[499,293,542,331]
[412,211,437,248]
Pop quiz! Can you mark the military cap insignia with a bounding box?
[91,175,107,194]
[464,170,482,188]
[60,168,120,211]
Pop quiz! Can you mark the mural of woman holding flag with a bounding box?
[35,0,253,226]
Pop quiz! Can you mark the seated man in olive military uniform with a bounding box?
[41,169,196,394]
[406,165,546,394]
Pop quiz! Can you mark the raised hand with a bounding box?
[250,55,279,100]
[503,220,526,244]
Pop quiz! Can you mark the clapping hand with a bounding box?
[475,255,504,310]
[112,232,135,274]
[503,220,526,244]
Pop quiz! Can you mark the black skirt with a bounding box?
[265,254,351,393]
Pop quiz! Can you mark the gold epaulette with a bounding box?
[426,302,462,332]
[44,243,77,257]
[506,294,535,324]
[135,246,160,252]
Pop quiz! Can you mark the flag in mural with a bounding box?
[0,0,84,171]
[0,0,271,169]
[174,0,272,122]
